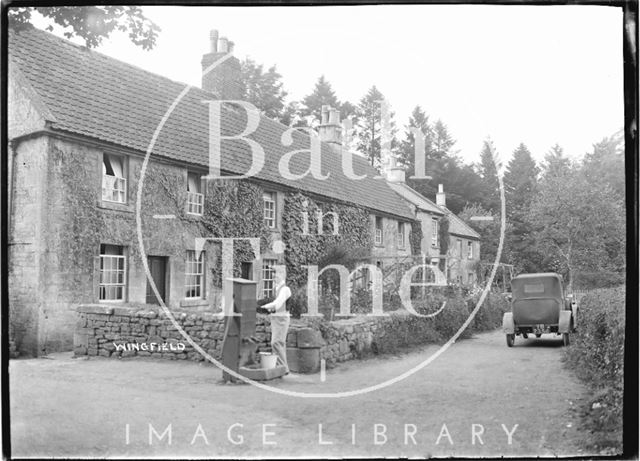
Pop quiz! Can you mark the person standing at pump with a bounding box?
[261,270,292,374]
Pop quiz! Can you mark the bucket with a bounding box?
[259,352,278,369]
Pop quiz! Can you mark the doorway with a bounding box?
[146,256,168,305]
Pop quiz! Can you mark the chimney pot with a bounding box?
[329,108,340,125]
[386,166,406,183]
[209,30,219,53]
[201,30,242,99]
[218,36,229,53]
[436,184,446,207]
[318,106,342,146]
[321,105,330,125]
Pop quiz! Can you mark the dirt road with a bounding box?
[10,329,592,458]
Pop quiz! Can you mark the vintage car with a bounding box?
[502,273,577,347]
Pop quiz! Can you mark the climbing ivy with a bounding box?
[200,179,271,286]
[438,215,450,272]
[281,192,373,287]
[409,221,423,255]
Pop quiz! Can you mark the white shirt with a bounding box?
[264,281,291,314]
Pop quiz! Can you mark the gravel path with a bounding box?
[9,329,592,458]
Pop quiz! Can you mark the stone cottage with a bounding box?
[434,185,481,284]
[387,173,481,285]
[8,27,419,356]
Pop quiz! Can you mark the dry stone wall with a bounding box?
[73,305,443,369]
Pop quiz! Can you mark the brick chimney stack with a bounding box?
[201,29,242,100]
[436,184,446,207]
[318,105,342,146]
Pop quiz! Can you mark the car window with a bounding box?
[523,283,545,294]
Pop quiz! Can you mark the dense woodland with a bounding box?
[237,63,626,289]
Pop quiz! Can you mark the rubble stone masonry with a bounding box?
[73,305,437,369]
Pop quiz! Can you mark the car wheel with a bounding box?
[506,334,515,347]
[522,333,529,339]
[563,333,570,346]
[535,333,542,338]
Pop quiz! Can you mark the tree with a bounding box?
[339,101,358,124]
[542,144,572,179]
[529,165,625,289]
[583,131,625,199]
[504,143,539,204]
[300,75,341,123]
[477,139,501,212]
[354,86,399,169]
[239,58,289,123]
[298,76,357,129]
[459,204,510,264]
[279,101,304,127]
[432,119,456,160]
[8,6,160,50]
[503,143,541,272]
[398,105,433,174]
[400,113,484,215]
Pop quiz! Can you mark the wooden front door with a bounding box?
[146,256,167,305]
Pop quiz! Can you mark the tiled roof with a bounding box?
[386,182,478,239]
[9,27,415,221]
[441,207,481,240]
[387,182,444,215]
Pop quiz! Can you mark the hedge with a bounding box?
[563,286,625,451]
[315,290,510,355]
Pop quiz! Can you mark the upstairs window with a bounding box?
[431,218,439,247]
[467,241,474,259]
[375,217,383,245]
[397,222,405,248]
[457,239,463,257]
[185,250,204,299]
[102,154,127,203]
[187,173,203,215]
[99,244,126,301]
[263,192,276,228]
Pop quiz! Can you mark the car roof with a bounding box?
[512,272,563,281]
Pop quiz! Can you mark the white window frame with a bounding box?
[186,173,204,216]
[397,222,405,248]
[99,245,126,302]
[467,241,474,259]
[262,258,276,298]
[102,154,127,203]
[263,192,276,228]
[185,250,205,299]
[375,217,383,246]
[431,218,439,247]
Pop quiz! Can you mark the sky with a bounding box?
[31,5,624,167]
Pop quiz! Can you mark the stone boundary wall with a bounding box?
[73,305,438,369]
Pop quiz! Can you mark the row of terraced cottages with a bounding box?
[8,27,480,356]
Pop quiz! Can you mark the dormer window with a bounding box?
[102,154,127,203]
[187,172,203,215]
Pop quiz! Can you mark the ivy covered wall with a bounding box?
[281,192,374,288]
[13,134,420,354]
